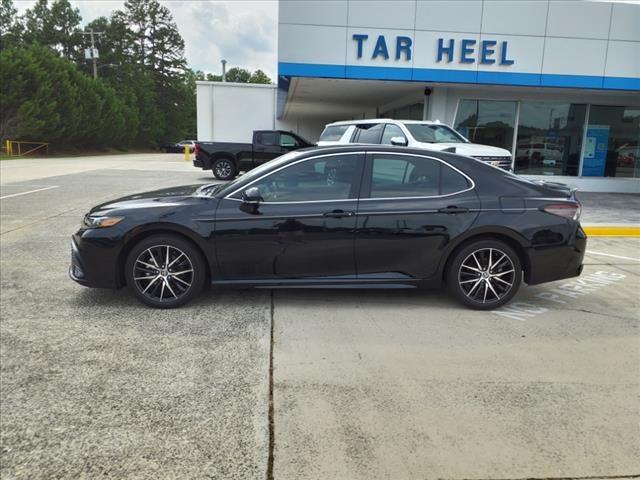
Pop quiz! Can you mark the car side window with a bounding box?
[380,124,406,145]
[369,154,469,198]
[319,125,349,142]
[257,132,277,146]
[440,162,470,194]
[240,154,359,202]
[352,124,384,144]
[280,133,298,147]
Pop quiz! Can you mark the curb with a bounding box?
[583,225,640,237]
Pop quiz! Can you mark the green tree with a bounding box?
[0,44,135,147]
[22,0,82,59]
[120,0,190,142]
[196,67,271,84]
[49,0,82,59]
[21,0,54,46]
[0,0,22,50]
[225,67,251,83]
[249,69,271,84]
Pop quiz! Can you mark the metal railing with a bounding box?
[4,140,49,157]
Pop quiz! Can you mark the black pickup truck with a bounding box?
[194,130,313,180]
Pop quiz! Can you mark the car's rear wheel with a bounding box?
[212,158,237,180]
[447,239,522,310]
[125,235,206,308]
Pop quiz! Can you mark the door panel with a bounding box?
[355,153,480,280]
[253,131,280,167]
[215,200,358,280]
[214,153,364,281]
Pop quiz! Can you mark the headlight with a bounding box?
[82,215,124,229]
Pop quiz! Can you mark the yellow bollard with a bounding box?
[184,145,190,162]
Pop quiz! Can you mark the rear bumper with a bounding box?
[194,153,211,170]
[525,225,587,285]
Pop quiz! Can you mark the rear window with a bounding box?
[256,132,277,146]
[319,125,349,142]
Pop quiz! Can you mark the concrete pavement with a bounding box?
[272,249,640,478]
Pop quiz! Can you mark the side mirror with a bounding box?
[241,186,263,204]
[390,136,408,147]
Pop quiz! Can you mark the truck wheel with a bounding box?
[213,158,237,180]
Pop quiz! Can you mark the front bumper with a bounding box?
[69,231,123,289]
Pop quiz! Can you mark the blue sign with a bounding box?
[582,125,610,177]
[352,34,514,65]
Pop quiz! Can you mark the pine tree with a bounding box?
[49,0,82,59]
[0,0,22,50]
[22,0,82,58]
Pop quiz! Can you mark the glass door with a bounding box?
[454,100,517,151]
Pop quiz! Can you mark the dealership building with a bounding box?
[197,0,640,192]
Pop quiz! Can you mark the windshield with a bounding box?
[213,150,306,197]
[405,124,467,144]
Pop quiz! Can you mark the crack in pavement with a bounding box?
[266,290,275,480]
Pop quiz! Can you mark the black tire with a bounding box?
[212,158,237,180]
[125,234,206,308]
[446,239,522,310]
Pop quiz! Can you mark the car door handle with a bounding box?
[438,206,469,214]
[323,209,355,218]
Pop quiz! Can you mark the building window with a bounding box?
[454,100,517,152]
[382,102,424,120]
[584,106,640,178]
[514,102,587,177]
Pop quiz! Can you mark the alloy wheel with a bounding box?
[215,160,232,179]
[133,245,194,302]
[457,247,515,304]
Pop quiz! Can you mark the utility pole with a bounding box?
[81,29,104,79]
[221,59,227,82]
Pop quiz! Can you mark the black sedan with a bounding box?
[70,145,586,309]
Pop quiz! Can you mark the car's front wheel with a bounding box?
[447,239,522,310]
[212,158,237,180]
[125,234,206,308]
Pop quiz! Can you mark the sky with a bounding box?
[14,0,279,79]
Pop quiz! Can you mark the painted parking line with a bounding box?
[0,185,59,200]
[586,250,640,262]
[494,270,628,321]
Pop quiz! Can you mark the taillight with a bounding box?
[542,203,581,221]
[194,143,199,156]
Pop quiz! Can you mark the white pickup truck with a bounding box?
[318,119,513,170]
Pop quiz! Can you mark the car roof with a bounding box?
[326,119,443,127]
[292,144,441,157]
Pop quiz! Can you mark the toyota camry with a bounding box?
[70,145,586,309]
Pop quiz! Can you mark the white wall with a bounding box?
[276,117,328,142]
[196,82,277,143]
[196,82,328,143]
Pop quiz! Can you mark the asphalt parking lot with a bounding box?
[1,154,639,479]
